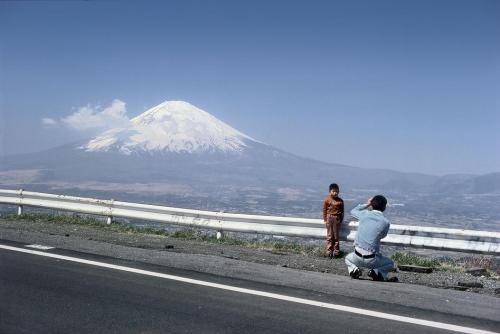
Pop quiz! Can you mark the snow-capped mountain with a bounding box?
[1,100,498,227]
[83,101,256,154]
[0,99,447,195]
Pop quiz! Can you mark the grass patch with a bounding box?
[391,252,441,268]
[391,252,464,272]
[391,252,498,274]
[1,213,323,257]
[2,213,163,235]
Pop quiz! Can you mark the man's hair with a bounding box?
[371,195,387,212]
[329,183,339,192]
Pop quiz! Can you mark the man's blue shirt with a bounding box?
[350,204,390,254]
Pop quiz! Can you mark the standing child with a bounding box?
[323,183,344,258]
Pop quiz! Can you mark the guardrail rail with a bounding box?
[0,189,498,254]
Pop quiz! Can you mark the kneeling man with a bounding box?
[345,195,397,281]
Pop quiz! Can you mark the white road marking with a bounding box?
[25,244,55,250]
[0,244,497,334]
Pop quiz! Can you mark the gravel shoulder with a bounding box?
[0,218,498,298]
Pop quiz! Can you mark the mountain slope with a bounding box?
[83,101,256,154]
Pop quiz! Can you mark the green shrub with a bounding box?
[391,252,441,268]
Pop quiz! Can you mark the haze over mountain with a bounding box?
[0,101,499,229]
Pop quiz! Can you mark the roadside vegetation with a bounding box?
[0,213,324,257]
[391,252,442,268]
[390,252,457,271]
[2,212,496,275]
[391,251,497,275]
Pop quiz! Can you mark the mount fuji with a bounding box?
[83,101,257,155]
[1,100,498,220]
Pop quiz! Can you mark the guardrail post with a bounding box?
[216,210,224,239]
[106,198,114,225]
[17,188,24,216]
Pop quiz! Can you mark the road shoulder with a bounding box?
[0,219,499,323]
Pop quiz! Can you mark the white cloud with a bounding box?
[61,99,130,131]
[42,118,58,127]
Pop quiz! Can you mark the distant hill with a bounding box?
[471,173,500,194]
[431,173,500,194]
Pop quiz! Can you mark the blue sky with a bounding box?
[0,0,498,175]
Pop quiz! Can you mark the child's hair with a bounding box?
[371,195,387,212]
[329,183,339,192]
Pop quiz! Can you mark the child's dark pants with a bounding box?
[326,215,341,256]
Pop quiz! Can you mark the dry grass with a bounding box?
[392,251,498,275]
[1,213,324,257]
[3,213,495,273]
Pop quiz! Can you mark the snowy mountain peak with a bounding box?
[82,100,256,154]
[131,101,208,125]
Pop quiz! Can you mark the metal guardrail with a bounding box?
[0,189,498,254]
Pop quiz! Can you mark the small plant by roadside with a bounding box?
[391,252,441,268]
[391,252,498,275]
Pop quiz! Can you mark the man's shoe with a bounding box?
[368,269,384,281]
[349,268,361,279]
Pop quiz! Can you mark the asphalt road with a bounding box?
[0,241,498,334]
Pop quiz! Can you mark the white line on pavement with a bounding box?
[0,244,497,334]
[25,244,55,250]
